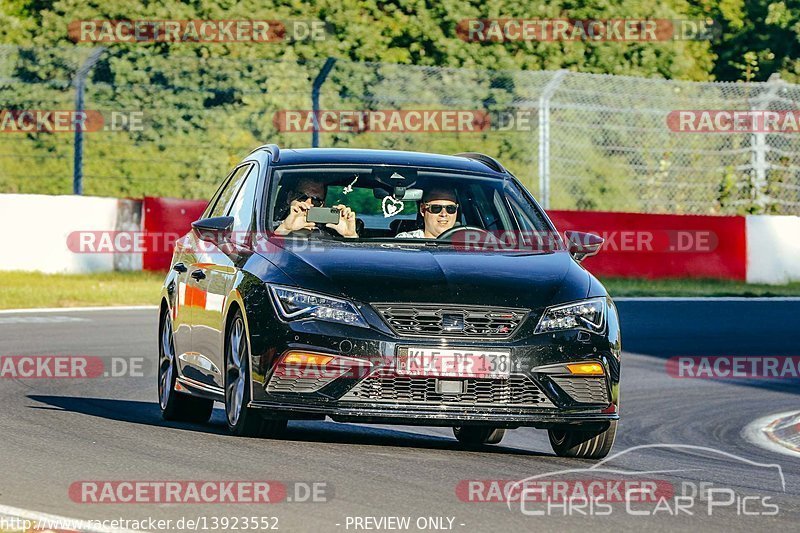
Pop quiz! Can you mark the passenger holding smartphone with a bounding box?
[274,178,358,238]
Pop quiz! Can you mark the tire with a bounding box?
[224,310,287,438]
[453,426,506,446]
[158,307,214,423]
[548,420,617,459]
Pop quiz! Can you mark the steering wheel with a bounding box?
[436,225,490,241]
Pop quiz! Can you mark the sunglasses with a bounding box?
[425,203,458,215]
[295,194,324,207]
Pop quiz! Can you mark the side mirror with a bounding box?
[192,216,234,245]
[564,230,604,262]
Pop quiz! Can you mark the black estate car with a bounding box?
[158,145,620,459]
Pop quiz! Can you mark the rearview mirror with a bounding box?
[192,216,234,245]
[400,188,423,201]
[373,187,423,201]
[564,230,604,262]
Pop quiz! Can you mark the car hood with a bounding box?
[259,239,591,310]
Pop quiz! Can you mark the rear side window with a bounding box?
[228,168,258,235]
[209,164,252,218]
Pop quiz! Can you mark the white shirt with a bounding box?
[395,229,425,239]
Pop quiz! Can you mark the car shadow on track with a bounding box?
[26,394,230,435]
[26,395,548,457]
[282,420,549,456]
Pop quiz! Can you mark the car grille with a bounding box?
[341,369,554,407]
[371,303,528,338]
[551,376,609,404]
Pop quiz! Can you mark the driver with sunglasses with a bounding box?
[274,177,358,238]
[396,188,459,239]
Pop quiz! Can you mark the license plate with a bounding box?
[396,347,511,379]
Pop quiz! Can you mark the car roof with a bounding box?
[266,148,509,177]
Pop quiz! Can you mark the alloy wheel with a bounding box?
[225,317,248,427]
[158,313,175,410]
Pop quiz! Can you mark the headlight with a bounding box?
[535,298,607,334]
[269,285,368,328]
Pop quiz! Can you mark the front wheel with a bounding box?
[224,310,286,438]
[453,426,506,446]
[158,308,213,423]
[548,421,617,459]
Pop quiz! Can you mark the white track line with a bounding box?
[0,305,157,314]
[0,503,141,533]
[743,410,800,459]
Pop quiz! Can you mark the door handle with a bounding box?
[173,262,187,273]
[190,269,206,281]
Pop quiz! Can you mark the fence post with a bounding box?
[72,47,105,195]
[311,57,337,148]
[751,129,768,211]
[537,70,568,209]
[748,73,784,212]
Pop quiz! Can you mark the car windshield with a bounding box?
[268,165,561,251]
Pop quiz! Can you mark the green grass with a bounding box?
[0,272,798,310]
[601,277,800,297]
[0,271,164,309]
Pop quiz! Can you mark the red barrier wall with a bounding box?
[548,210,747,280]
[142,197,206,272]
[140,197,748,280]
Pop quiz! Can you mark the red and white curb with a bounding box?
[763,411,800,453]
[744,410,800,459]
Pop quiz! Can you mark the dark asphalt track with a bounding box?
[0,302,798,532]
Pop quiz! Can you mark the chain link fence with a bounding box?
[1,45,799,214]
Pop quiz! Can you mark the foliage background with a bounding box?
[0,0,798,211]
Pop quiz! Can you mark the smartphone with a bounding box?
[306,206,341,225]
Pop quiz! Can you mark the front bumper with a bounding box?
[247,301,621,428]
[249,400,617,429]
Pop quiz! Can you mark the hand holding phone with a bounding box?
[306,206,342,225]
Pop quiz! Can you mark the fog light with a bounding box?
[566,362,604,376]
[282,351,334,366]
[267,351,345,394]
